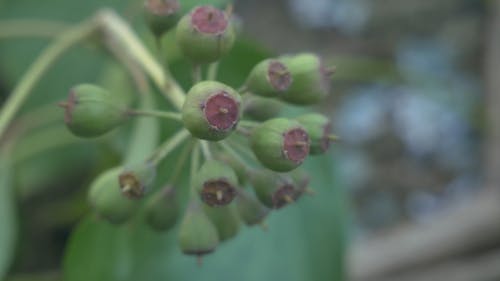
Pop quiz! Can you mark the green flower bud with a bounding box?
[176,5,235,64]
[250,118,310,172]
[182,81,242,141]
[88,167,139,224]
[59,84,129,138]
[295,113,333,155]
[244,59,292,97]
[280,53,335,105]
[203,204,240,242]
[249,169,297,209]
[236,189,270,226]
[178,203,219,256]
[143,0,181,37]
[289,168,311,201]
[118,162,156,199]
[144,185,180,232]
[243,94,284,122]
[216,152,248,185]
[193,159,238,207]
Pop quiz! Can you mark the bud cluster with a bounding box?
[60,3,338,261]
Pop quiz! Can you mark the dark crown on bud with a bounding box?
[193,159,239,207]
[118,162,156,199]
[182,81,242,141]
[176,5,235,64]
[250,118,310,172]
[88,167,139,224]
[144,0,181,36]
[244,59,292,97]
[296,113,334,155]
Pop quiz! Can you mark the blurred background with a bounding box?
[0,0,500,281]
[238,0,498,280]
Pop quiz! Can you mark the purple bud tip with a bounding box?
[60,90,77,124]
[191,6,228,34]
[268,61,292,91]
[203,92,239,131]
[145,0,180,15]
[119,172,144,199]
[283,128,310,163]
[321,122,333,152]
[201,179,237,206]
[272,184,296,209]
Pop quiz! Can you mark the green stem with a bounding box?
[227,137,258,162]
[96,10,185,109]
[218,141,253,170]
[129,109,181,122]
[149,129,190,166]
[189,141,201,195]
[169,140,195,185]
[192,64,202,83]
[200,140,212,160]
[0,18,99,142]
[207,62,219,80]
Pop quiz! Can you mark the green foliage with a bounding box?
[0,0,346,280]
[0,154,17,278]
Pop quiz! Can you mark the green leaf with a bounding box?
[0,154,18,279]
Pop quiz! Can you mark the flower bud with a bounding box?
[289,168,311,201]
[59,84,129,138]
[178,203,219,256]
[250,118,310,172]
[176,5,235,64]
[193,159,238,207]
[236,189,270,226]
[249,169,297,209]
[280,53,334,105]
[88,167,139,224]
[243,94,283,122]
[144,185,180,231]
[118,162,156,199]
[182,81,242,141]
[244,59,292,97]
[143,0,181,37]
[203,204,240,242]
[295,113,332,155]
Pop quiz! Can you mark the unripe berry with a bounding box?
[243,94,283,122]
[59,84,129,138]
[178,203,219,256]
[203,204,240,242]
[88,167,139,224]
[250,118,310,172]
[295,113,333,155]
[144,186,180,232]
[143,0,181,37]
[182,81,242,141]
[289,168,311,201]
[249,169,298,209]
[236,189,270,226]
[118,162,156,199]
[176,5,235,64]
[244,59,292,97]
[280,53,334,105]
[193,159,238,207]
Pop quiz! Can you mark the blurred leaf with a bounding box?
[0,154,17,279]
